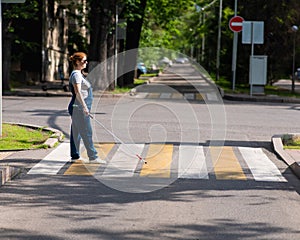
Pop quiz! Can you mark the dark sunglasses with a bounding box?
[82,59,88,63]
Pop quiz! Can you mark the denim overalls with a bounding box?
[68,71,98,160]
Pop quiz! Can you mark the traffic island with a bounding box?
[272,134,300,179]
[0,123,65,187]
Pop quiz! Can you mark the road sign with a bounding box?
[229,16,244,32]
[242,21,264,44]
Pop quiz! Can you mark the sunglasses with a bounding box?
[82,59,88,63]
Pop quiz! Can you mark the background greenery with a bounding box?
[2,0,300,89]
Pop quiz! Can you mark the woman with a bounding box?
[68,52,106,164]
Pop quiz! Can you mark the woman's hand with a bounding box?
[83,107,89,116]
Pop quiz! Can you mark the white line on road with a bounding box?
[239,147,287,182]
[28,143,70,175]
[101,144,144,178]
[178,145,208,179]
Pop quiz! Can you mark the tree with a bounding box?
[121,0,147,87]
[2,0,39,91]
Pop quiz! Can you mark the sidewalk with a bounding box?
[1,78,299,187]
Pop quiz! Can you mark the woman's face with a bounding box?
[77,57,88,69]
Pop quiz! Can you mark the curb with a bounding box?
[4,89,125,98]
[272,134,300,179]
[0,166,22,187]
[224,94,300,103]
[4,122,65,149]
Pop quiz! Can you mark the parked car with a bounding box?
[159,57,173,67]
[175,57,189,64]
[136,62,147,78]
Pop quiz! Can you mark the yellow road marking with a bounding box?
[140,144,173,178]
[210,146,246,180]
[64,143,115,176]
[195,93,204,100]
[171,93,183,99]
[64,160,99,176]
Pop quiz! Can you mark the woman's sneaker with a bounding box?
[70,157,88,163]
[89,158,107,164]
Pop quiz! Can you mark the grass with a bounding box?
[109,78,148,94]
[0,123,52,150]
[216,77,300,98]
[282,134,300,150]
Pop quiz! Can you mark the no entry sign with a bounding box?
[229,16,244,32]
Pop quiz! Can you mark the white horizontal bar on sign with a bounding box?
[178,145,208,179]
[239,147,287,182]
[102,144,144,178]
[231,22,243,26]
[28,143,70,175]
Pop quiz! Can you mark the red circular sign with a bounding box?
[229,16,244,32]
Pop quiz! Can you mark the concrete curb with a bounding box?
[224,94,300,103]
[4,89,125,98]
[272,134,300,179]
[4,122,65,149]
[0,166,22,187]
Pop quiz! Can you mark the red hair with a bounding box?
[69,52,87,67]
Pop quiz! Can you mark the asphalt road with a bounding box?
[0,93,300,239]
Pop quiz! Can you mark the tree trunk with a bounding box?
[2,33,12,91]
[2,4,12,91]
[123,0,147,87]
[88,0,116,90]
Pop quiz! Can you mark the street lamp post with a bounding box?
[195,0,218,63]
[291,25,298,93]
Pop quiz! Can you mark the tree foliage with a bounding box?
[2,0,40,90]
[3,0,300,90]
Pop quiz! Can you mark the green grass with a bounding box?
[0,123,52,150]
[109,78,148,94]
[216,77,300,98]
[282,135,300,150]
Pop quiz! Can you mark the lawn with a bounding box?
[0,123,52,150]
[282,134,300,150]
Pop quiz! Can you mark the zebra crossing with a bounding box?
[132,91,220,101]
[28,142,287,182]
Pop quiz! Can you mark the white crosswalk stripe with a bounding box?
[102,144,144,178]
[28,142,70,175]
[239,147,287,182]
[178,145,208,179]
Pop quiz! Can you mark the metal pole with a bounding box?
[216,0,222,81]
[291,26,298,93]
[202,12,205,62]
[115,3,118,88]
[292,34,296,93]
[250,22,254,96]
[232,0,238,90]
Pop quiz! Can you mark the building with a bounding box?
[12,0,87,86]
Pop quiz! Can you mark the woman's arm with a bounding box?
[73,83,89,115]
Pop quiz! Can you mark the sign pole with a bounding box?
[231,0,238,90]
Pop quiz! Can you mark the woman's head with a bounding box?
[69,52,88,69]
